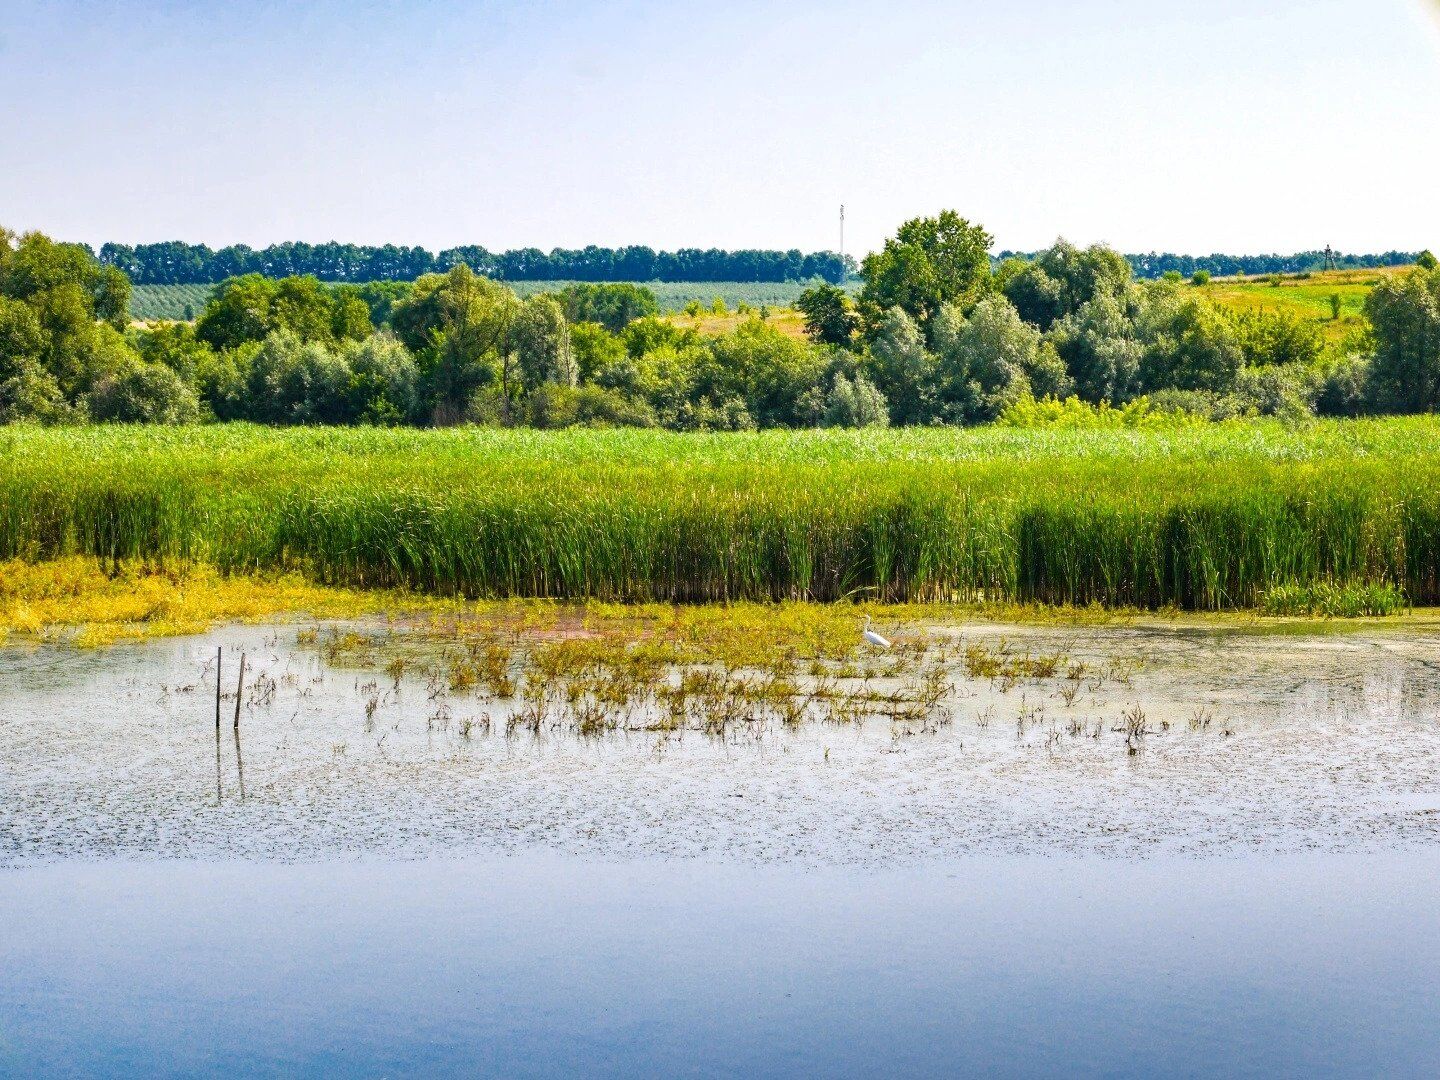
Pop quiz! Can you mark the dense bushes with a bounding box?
[4,218,1440,430]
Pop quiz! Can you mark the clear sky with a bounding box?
[2,0,1437,258]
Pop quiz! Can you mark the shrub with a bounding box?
[822,373,889,428]
[995,393,1196,429]
[342,332,419,424]
[0,363,75,424]
[84,360,200,424]
[1190,270,1211,287]
[526,384,656,429]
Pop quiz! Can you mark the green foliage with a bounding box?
[570,321,627,383]
[1135,284,1243,393]
[525,383,657,429]
[699,318,824,427]
[821,373,889,428]
[1417,250,1438,271]
[84,359,201,424]
[934,297,1072,422]
[0,227,186,425]
[1259,580,1407,618]
[995,394,1196,429]
[342,332,420,424]
[1047,292,1144,404]
[195,275,374,351]
[1363,266,1440,413]
[1002,240,1131,331]
[866,307,935,425]
[795,282,858,347]
[7,419,1440,610]
[1224,306,1325,368]
[553,283,658,333]
[1191,270,1211,287]
[860,210,993,330]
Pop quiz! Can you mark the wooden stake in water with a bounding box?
[233,652,247,801]
[214,647,223,804]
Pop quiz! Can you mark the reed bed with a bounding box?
[3,420,1440,609]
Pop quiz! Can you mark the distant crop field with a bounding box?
[128,280,856,322]
[129,284,216,322]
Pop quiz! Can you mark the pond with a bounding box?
[2,618,1439,1076]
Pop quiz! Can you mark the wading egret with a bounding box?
[862,616,892,649]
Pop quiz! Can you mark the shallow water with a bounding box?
[2,853,1439,1078]
[3,619,1440,1076]
[4,620,1440,863]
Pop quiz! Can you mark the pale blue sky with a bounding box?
[2,0,1437,257]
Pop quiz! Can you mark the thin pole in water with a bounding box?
[214,647,223,804]
[233,652,246,801]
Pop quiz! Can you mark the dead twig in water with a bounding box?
[233,652,246,801]
[214,646,223,804]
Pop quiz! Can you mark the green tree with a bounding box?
[342,332,419,424]
[554,283,658,333]
[1363,266,1440,412]
[391,265,522,422]
[1002,240,1132,331]
[1416,250,1438,271]
[512,295,577,391]
[1047,292,1144,403]
[795,283,858,346]
[865,307,935,424]
[1134,284,1243,393]
[700,318,825,426]
[933,297,1071,421]
[859,210,993,332]
[569,321,627,383]
[195,274,373,351]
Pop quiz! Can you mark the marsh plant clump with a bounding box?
[287,603,1187,756]
[301,604,964,742]
[5,421,1440,612]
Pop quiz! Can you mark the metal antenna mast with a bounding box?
[839,205,845,266]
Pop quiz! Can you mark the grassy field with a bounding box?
[128,280,850,322]
[1206,266,1404,345]
[3,420,1439,610]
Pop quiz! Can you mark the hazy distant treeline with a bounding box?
[95,241,856,286]
[999,249,1419,280]
[95,239,1419,287]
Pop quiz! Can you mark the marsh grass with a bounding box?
[293,604,1217,755]
[1259,580,1408,618]
[6,422,1440,612]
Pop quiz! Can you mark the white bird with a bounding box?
[862,615,892,649]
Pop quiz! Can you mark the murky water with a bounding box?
[3,619,1440,1076]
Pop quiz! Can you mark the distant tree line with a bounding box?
[94,241,856,286]
[5,217,1439,430]
[999,249,1419,280]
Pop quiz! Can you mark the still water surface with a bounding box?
[3,620,1440,1076]
[3,853,1439,1078]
